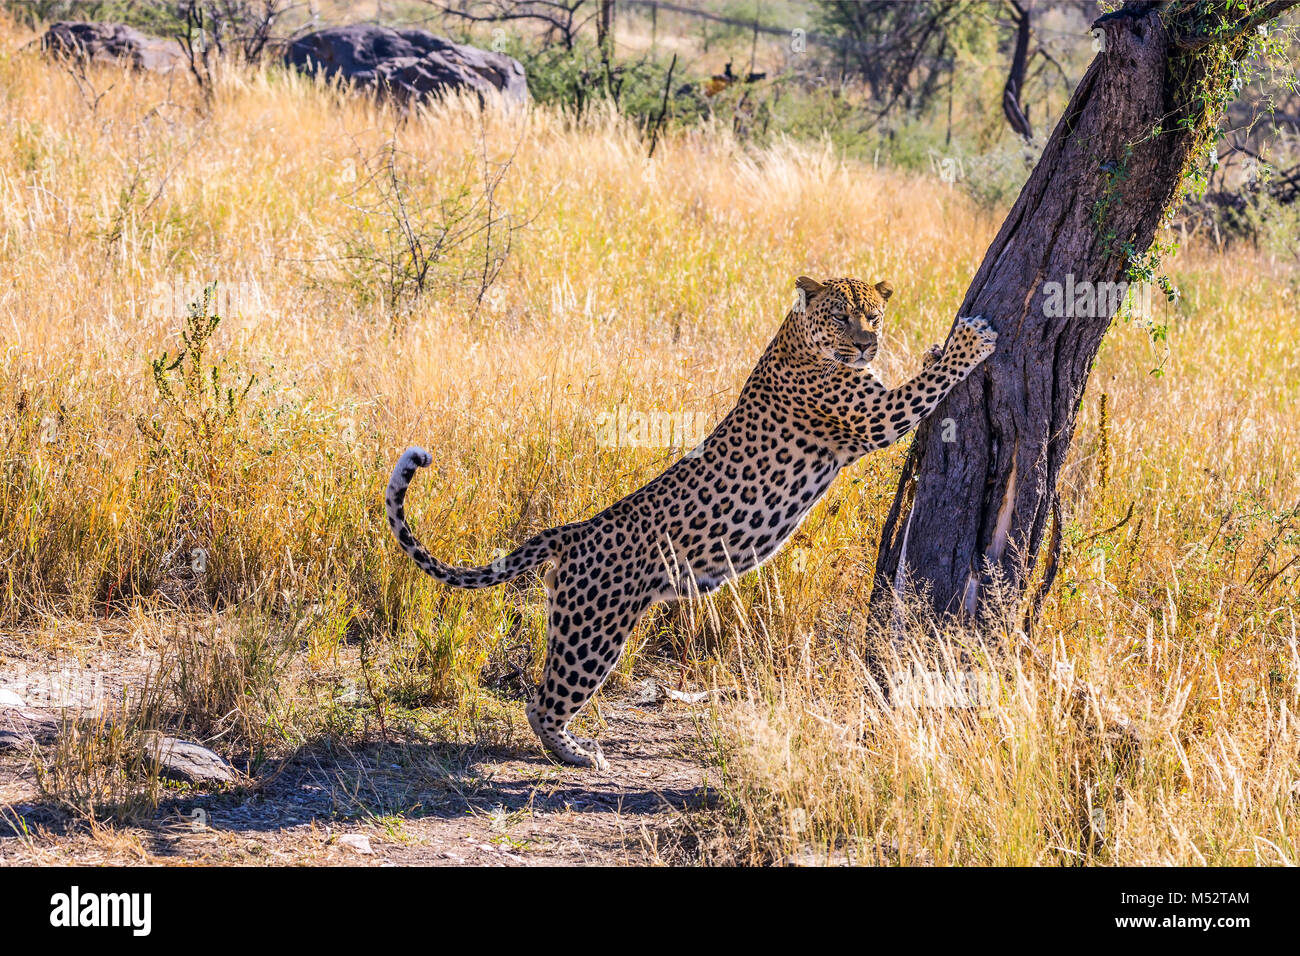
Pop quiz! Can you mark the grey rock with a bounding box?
[336,833,374,855]
[142,732,238,784]
[664,687,711,705]
[285,26,528,106]
[0,729,31,752]
[0,708,57,750]
[42,21,184,73]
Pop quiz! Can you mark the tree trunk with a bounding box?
[1001,0,1033,141]
[869,1,1292,622]
[597,0,616,53]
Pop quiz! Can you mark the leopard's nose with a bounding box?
[847,319,876,349]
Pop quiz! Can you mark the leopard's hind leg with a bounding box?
[527,563,652,770]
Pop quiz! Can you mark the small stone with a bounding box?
[631,679,659,705]
[0,689,24,709]
[0,729,31,751]
[665,687,710,705]
[337,834,374,855]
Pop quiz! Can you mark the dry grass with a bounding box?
[2,17,1298,863]
[32,675,168,824]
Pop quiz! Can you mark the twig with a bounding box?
[647,53,677,159]
[1173,1,1300,49]
[1072,501,1136,550]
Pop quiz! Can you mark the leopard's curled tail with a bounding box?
[386,447,559,588]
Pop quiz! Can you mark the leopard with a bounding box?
[386,276,998,769]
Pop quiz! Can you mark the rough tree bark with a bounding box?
[869,0,1296,622]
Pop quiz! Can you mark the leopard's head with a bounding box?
[793,275,893,369]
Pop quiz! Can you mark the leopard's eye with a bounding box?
[831,312,849,327]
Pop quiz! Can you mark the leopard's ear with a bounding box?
[874,281,894,301]
[795,276,825,296]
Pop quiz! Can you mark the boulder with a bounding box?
[142,732,239,784]
[285,25,528,106]
[42,21,185,73]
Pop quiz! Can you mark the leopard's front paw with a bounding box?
[921,344,944,369]
[951,315,997,363]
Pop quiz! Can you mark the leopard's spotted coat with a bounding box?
[387,277,997,768]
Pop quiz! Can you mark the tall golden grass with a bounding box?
[2,19,1298,861]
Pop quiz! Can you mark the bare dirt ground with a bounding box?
[0,643,717,866]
